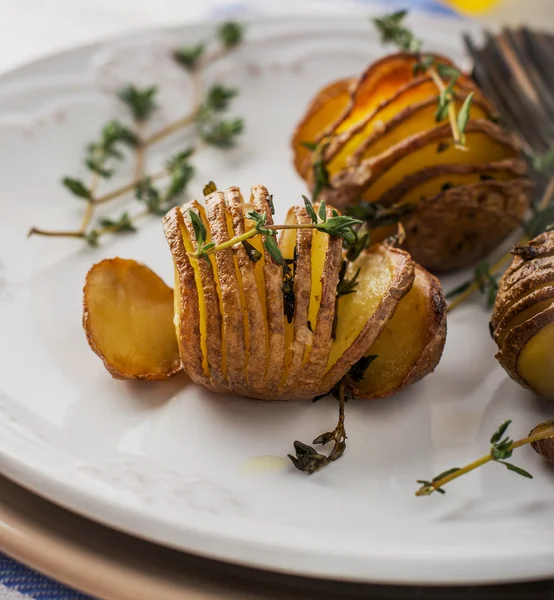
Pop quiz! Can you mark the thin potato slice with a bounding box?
[355,121,519,205]
[206,191,247,394]
[495,285,554,346]
[292,78,353,179]
[251,184,285,391]
[346,93,492,171]
[298,204,343,391]
[327,53,464,138]
[323,244,415,389]
[163,208,211,387]
[376,158,527,208]
[181,201,225,389]
[351,266,446,399]
[83,257,181,381]
[319,53,484,179]
[491,261,554,333]
[225,187,267,394]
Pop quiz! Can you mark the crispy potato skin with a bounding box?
[83,257,181,381]
[492,231,554,401]
[401,178,533,272]
[293,52,532,273]
[352,265,446,399]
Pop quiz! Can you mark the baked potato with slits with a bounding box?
[491,230,554,401]
[292,52,533,272]
[83,185,447,401]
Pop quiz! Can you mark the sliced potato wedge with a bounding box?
[180,201,225,389]
[83,257,181,380]
[323,244,415,389]
[351,265,446,399]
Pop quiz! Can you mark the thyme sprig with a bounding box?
[288,380,350,474]
[190,196,362,261]
[415,420,554,496]
[28,22,245,245]
[373,10,473,150]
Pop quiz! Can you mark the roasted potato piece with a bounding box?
[293,51,532,273]
[492,231,554,401]
[83,258,181,380]
[351,266,446,399]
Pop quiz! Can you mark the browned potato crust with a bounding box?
[163,208,208,386]
[402,178,532,272]
[205,191,247,394]
[376,158,527,208]
[225,186,267,394]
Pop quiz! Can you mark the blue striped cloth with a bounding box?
[0,1,452,598]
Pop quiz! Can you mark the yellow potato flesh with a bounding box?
[304,228,328,362]
[518,321,554,400]
[85,259,179,379]
[294,79,352,176]
[330,87,487,178]
[362,131,516,203]
[394,171,515,208]
[179,221,209,375]
[327,249,393,370]
[354,99,488,169]
[356,269,428,397]
[225,209,250,372]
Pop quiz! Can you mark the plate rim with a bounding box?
[4,11,553,587]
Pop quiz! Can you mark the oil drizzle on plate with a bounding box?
[242,455,289,473]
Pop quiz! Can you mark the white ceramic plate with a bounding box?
[1,12,554,586]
